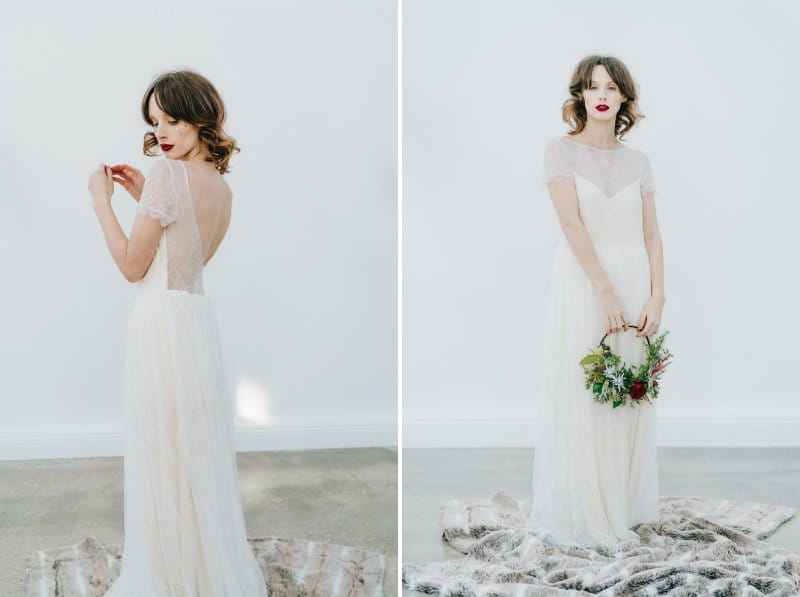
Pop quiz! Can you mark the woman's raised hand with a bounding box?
[598,287,630,334]
[88,164,114,204]
[109,164,145,202]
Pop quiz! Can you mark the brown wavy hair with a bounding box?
[562,55,644,140]
[142,70,240,174]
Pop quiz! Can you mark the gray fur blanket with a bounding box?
[403,491,799,596]
[27,535,385,596]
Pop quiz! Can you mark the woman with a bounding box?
[403,55,670,593]
[402,53,798,596]
[88,69,268,595]
[526,54,665,548]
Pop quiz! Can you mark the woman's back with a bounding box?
[136,157,231,294]
[183,160,232,267]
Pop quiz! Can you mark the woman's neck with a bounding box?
[572,121,620,149]
[181,146,217,173]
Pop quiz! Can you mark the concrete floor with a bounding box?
[0,447,397,597]
[402,447,800,596]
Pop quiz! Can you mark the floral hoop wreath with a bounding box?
[580,326,673,409]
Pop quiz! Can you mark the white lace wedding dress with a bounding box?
[526,134,660,548]
[105,157,268,596]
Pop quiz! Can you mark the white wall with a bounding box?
[0,0,397,460]
[403,0,800,447]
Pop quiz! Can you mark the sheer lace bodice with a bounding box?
[136,158,205,294]
[543,135,656,196]
[543,135,656,248]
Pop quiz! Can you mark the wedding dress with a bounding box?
[526,134,660,547]
[25,156,388,596]
[105,157,269,596]
[403,136,800,594]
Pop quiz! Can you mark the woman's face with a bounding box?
[581,65,626,124]
[147,94,201,160]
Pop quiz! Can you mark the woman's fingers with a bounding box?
[111,170,131,183]
[110,164,144,184]
[111,175,131,188]
[644,318,654,336]
[606,310,635,334]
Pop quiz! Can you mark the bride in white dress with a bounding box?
[526,56,665,548]
[402,55,798,597]
[88,70,268,596]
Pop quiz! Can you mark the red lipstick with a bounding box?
[160,144,174,151]
[596,105,609,112]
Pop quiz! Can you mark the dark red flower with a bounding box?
[629,380,647,400]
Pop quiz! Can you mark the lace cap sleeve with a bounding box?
[542,136,574,186]
[137,159,178,227]
[641,152,656,196]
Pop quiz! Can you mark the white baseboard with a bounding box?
[4,412,796,460]
[0,420,397,462]
[403,411,800,448]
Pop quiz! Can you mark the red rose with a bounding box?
[629,380,647,400]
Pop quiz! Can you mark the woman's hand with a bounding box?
[635,295,665,337]
[89,164,114,206]
[598,287,630,334]
[109,164,145,201]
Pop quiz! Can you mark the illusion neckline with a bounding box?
[560,136,629,152]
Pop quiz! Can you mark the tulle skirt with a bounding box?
[105,288,268,596]
[526,239,659,548]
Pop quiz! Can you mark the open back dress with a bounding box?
[105,157,269,596]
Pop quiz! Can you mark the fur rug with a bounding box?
[26,535,385,596]
[402,491,800,596]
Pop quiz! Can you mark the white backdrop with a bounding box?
[403,0,800,447]
[0,0,397,460]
